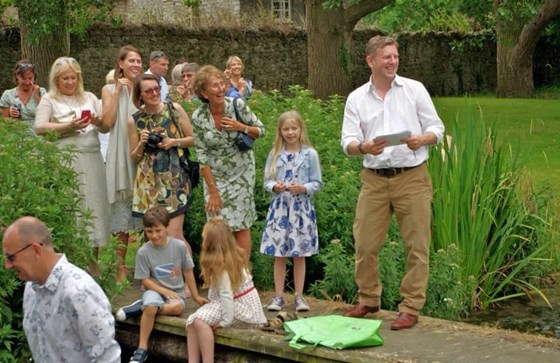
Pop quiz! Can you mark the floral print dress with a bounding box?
[132,104,190,217]
[192,97,265,231]
[260,148,322,257]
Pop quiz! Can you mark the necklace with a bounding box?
[17,87,32,106]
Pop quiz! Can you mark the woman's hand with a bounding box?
[71,117,89,131]
[221,116,242,132]
[90,113,102,127]
[115,77,133,94]
[138,130,149,146]
[205,191,222,216]
[8,106,21,118]
[32,84,42,100]
[158,137,179,150]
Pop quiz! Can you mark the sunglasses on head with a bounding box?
[55,57,78,66]
[17,62,34,71]
[150,51,167,61]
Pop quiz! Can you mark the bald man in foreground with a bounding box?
[2,216,121,362]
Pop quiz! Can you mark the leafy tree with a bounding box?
[494,0,560,97]
[0,0,116,86]
[307,0,393,99]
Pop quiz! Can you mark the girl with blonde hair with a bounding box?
[260,110,323,312]
[186,218,266,363]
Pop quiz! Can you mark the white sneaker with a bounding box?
[267,295,285,311]
[115,299,143,321]
[294,294,310,312]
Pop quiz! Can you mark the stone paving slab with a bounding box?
[114,283,560,362]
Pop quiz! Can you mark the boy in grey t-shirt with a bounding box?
[116,207,208,363]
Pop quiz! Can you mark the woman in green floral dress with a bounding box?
[191,65,265,257]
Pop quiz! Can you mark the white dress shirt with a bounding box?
[341,75,445,169]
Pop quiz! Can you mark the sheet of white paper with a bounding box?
[373,131,411,146]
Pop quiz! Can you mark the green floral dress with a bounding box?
[132,104,190,217]
[192,97,265,231]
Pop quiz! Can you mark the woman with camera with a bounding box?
[0,60,46,127]
[191,65,265,257]
[128,73,195,244]
[34,57,110,271]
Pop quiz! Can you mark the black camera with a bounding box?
[145,132,164,153]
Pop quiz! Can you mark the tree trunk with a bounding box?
[306,0,393,99]
[19,15,70,87]
[306,0,349,99]
[495,0,560,98]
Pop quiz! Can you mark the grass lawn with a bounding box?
[433,97,560,192]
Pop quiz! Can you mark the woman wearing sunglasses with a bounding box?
[128,73,195,249]
[0,60,46,126]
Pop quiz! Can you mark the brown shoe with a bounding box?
[390,312,418,330]
[343,304,380,318]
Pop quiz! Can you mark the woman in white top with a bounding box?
[100,45,144,282]
[34,57,110,267]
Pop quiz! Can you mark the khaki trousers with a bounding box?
[353,164,432,315]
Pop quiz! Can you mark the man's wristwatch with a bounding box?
[243,126,249,134]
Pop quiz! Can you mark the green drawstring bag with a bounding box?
[284,315,384,350]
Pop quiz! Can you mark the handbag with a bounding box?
[166,102,200,188]
[232,98,254,152]
[283,315,384,350]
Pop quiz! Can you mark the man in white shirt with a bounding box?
[146,50,169,101]
[340,35,445,330]
[2,216,121,362]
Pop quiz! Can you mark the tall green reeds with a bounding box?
[429,103,552,309]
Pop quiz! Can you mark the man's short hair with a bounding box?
[366,36,398,57]
[150,51,168,62]
[143,207,171,228]
[12,217,53,247]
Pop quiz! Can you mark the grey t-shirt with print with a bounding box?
[134,237,194,297]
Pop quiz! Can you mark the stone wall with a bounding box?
[0,25,558,98]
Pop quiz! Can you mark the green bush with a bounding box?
[178,90,554,320]
[0,119,120,360]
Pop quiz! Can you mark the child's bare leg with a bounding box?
[138,305,158,349]
[193,319,215,363]
[274,257,287,296]
[293,256,306,295]
[187,324,201,363]
[158,300,184,316]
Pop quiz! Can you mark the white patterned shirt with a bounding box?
[22,255,121,363]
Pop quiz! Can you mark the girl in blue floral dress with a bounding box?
[260,110,323,312]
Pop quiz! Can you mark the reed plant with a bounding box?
[429,103,553,310]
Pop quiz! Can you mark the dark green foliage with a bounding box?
[0,119,120,359]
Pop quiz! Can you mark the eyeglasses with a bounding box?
[142,86,161,95]
[150,51,167,61]
[4,243,41,263]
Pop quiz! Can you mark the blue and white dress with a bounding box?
[260,146,323,257]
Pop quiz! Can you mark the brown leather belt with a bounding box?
[369,163,423,178]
